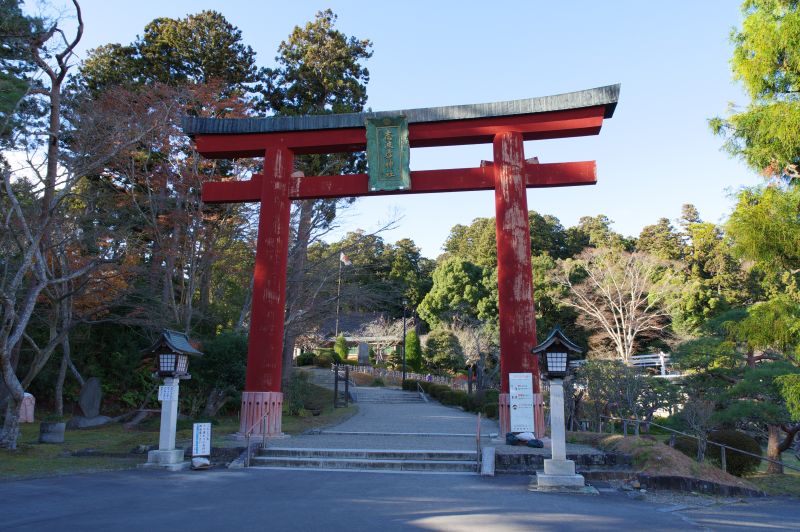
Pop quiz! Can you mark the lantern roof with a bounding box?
[531,326,582,355]
[145,329,203,356]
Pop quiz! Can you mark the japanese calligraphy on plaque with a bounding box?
[365,116,410,192]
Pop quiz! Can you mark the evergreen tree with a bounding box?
[424,328,465,373]
[405,330,423,372]
[711,1,800,182]
[334,334,348,363]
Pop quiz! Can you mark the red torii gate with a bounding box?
[184,85,619,436]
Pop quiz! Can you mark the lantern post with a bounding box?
[531,327,585,488]
[142,330,203,471]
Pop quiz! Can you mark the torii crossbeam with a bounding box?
[184,84,620,436]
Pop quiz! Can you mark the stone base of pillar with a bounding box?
[534,392,545,438]
[141,449,190,471]
[499,393,510,435]
[239,391,283,436]
[535,458,585,487]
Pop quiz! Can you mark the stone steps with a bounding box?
[354,389,425,404]
[253,447,479,473]
[356,396,424,403]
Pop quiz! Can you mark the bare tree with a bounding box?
[1,1,165,448]
[559,249,676,363]
[359,316,409,365]
[449,319,497,390]
[681,398,716,462]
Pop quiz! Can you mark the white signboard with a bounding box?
[509,373,535,433]
[158,384,178,402]
[192,422,212,457]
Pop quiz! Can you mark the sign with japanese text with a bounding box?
[365,116,410,192]
[509,373,535,433]
[158,384,178,402]
[192,422,212,457]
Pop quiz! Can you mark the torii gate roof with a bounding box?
[182,84,619,136]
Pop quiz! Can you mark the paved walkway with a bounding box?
[268,388,499,451]
[3,469,797,531]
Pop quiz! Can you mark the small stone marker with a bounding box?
[357,342,370,365]
[19,393,35,423]
[78,377,102,418]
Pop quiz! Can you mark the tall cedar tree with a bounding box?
[257,10,373,385]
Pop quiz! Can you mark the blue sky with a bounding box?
[48,0,761,258]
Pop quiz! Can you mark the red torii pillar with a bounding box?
[187,85,619,437]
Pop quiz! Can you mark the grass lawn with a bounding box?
[747,451,800,497]
[0,384,354,481]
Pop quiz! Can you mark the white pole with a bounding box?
[158,377,179,451]
[549,378,567,461]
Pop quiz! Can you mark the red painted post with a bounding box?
[493,131,541,435]
[240,146,293,435]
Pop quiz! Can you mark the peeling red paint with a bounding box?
[493,132,540,394]
[244,147,292,393]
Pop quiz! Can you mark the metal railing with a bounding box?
[243,407,271,468]
[416,382,428,403]
[598,415,800,473]
[476,412,483,473]
[333,364,357,407]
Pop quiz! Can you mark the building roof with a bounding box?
[182,84,620,136]
[145,329,203,356]
[531,326,583,354]
[319,312,387,338]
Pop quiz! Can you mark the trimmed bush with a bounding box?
[371,377,385,387]
[296,351,314,366]
[402,379,419,391]
[482,389,499,403]
[483,402,499,419]
[706,430,762,477]
[314,348,336,367]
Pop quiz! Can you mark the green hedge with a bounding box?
[402,379,498,419]
[296,351,315,366]
[313,348,340,367]
[707,430,762,477]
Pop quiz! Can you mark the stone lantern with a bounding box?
[531,327,584,488]
[142,330,202,471]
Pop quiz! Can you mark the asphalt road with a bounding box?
[1,468,797,531]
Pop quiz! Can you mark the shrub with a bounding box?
[405,330,423,372]
[673,436,699,459]
[483,402,499,419]
[482,389,499,404]
[334,334,348,362]
[314,348,336,367]
[284,372,310,415]
[402,379,420,392]
[371,377,385,387]
[462,394,480,412]
[706,429,762,477]
[296,351,315,366]
[431,384,451,399]
[440,391,458,405]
